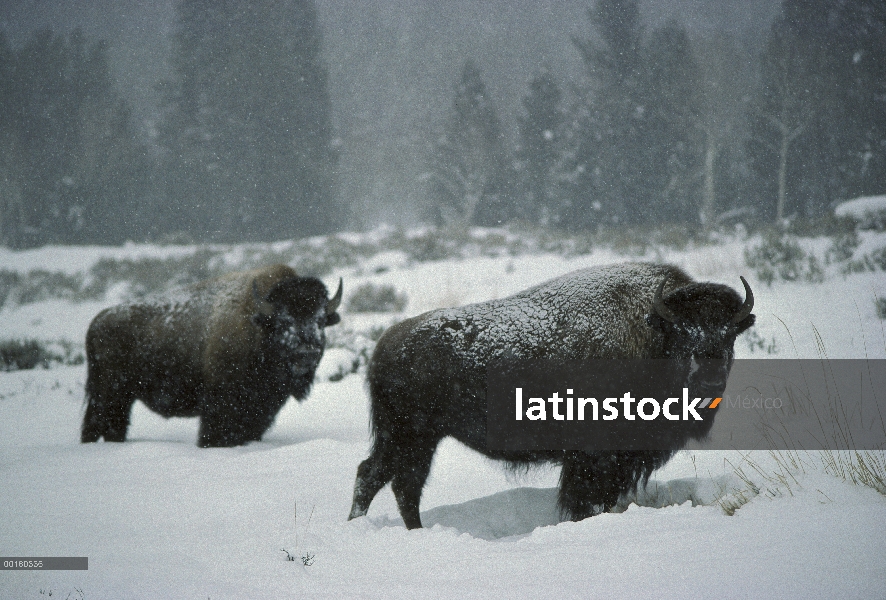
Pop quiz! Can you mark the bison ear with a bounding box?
[734,313,756,334]
[325,312,341,326]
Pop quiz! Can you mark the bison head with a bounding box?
[252,276,342,376]
[645,275,755,396]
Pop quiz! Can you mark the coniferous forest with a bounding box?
[0,0,884,248]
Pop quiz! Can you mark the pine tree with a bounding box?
[748,0,886,222]
[642,22,704,224]
[66,32,151,244]
[694,35,756,227]
[827,0,886,201]
[747,13,813,222]
[2,28,77,246]
[0,32,23,247]
[158,0,338,242]
[427,60,510,227]
[516,68,565,225]
[0,28,148,247]
[569,0,648,227]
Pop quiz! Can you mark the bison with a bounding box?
[348,262,754,528]
[81,264,342,447]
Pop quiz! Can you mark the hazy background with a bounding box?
[1,0,781,227]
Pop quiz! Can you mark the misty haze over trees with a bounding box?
[0,0,884,248]
[156,0,338,242]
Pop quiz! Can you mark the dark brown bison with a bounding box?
[348,262,754,528]
[81,264,342,447]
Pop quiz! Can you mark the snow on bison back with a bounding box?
[348,262,755,529]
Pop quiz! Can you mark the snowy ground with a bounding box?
[1,229,886,598]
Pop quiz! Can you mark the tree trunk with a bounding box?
[775,123,805,224]
[700,134,718,227]
[462,191,481,227]
[0,175,25,249]
[776,133,789,222]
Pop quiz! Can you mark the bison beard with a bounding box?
[81,264,342,447]
[348,263,755,528]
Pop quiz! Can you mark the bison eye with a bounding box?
[645,312,682,334]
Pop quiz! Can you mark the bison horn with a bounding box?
[731,276,754,324]
[252,280,275,316]
[327,278,343,315]
[652,276,679,323]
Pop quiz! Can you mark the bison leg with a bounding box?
[198,410,246,448]
[241,394,289,443]
[197,386,256,447]
[559,451,668,521]
[81,383,135,443]
[558,452,627,521]
[198,383,289,447]
[391,440,439,529]
[348,436,439,529]
[348,445,398,521]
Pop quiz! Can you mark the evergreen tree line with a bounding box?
[0,28,150,247]
[1,0,884,248]
[156,0,339,243]
[0,0,336,248]
[428,0,886,231]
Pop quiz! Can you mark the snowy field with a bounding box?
[1,227,886,598]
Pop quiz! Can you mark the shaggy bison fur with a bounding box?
[348,262,755,528]
[81,264,342,447]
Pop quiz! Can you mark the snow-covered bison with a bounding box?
[81,264,342,447]
[348,263,754,528]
